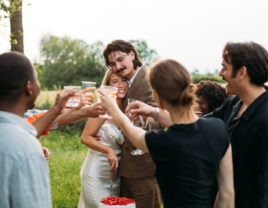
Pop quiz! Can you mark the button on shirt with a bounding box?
[0,111,52,208]
[205,89,268,208]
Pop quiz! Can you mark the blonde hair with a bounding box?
[101,70,115,86]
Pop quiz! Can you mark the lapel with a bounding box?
[122,65,148,111]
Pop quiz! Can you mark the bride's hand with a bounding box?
[107,148,118,172]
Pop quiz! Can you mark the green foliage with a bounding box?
[39,131,88,208]
[190,69,225,84]
[129,39,159,66]
[34,64,43,88]
[40,36,107,89]
[191,75,225,84]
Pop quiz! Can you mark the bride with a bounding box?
[77,70,128,208]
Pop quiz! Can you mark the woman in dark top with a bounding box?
[98,59,234,208]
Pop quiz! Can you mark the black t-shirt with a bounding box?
[145,117,230,208]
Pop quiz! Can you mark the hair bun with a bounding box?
[179,84,196,106]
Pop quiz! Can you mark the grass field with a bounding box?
[39,130,164,208]
[40,130,88,208]
[35,90,58,109]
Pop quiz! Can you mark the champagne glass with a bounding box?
[99,85,118,119]
[63,86,81,108]
[127,98,145,155]
[82,81,96,106]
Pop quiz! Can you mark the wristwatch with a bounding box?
[155,107,159,121]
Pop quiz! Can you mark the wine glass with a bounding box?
[63,86,81,108]
[127,98,145,155]
[82,81,96,106]
[99,85,118,119]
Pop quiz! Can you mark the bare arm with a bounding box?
[58,102,105,126]
[98,89,148,152]
[214,145,235,208]
[81,117,118,171]
[32,90,75,138]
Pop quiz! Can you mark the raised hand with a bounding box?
[81,87,95,105]
[53,89,75,114]
[97,89,117,111]
[89,102,106,117]
[125,100,155,120]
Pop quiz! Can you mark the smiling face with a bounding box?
[197,96,209,116]
[108,73,128,99]
[219,59,238,95]
[108,51,136,80]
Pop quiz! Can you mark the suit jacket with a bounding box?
[119,65,162,178]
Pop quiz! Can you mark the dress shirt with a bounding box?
[205,88,268,208]
[0,111,52,208]
[127,64,144,88]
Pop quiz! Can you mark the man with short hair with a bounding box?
[206,42,268,208]
[103,40,162,208]
[0,52,73,208]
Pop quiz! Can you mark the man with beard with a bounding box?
[102,40,162,208]
[206,42,268,208]
[0,52,74,208]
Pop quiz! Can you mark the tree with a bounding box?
[39,36,107,89]
[0,0,24,53]
[129,39,159,66]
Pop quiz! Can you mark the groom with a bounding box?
[103,40,162,208]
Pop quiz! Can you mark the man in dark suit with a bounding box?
[103,40,162,208]
[206,42,268,208]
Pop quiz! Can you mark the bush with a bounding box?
[191,75,226,84]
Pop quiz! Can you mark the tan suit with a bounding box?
[119,65,162,208]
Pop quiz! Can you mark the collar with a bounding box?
[0,111,37,136]
[232,87,268,121]
[128,64,144,86]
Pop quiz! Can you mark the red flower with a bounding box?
[101,197,135,205]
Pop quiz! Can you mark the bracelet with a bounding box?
[155,107,159,121]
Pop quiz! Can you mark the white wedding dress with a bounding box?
[78,121,124,208]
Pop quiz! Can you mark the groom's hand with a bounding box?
[93,133,101,141]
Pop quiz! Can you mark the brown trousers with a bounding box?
[120,176,162,208]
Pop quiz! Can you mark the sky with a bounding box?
[1,0,268,74]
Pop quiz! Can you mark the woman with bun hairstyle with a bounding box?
[97,59,234,208]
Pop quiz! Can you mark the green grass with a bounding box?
[35,90,58,109]
[40,130,164,208]
[40,130,88,208]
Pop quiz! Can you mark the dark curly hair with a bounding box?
[196,80,229,112]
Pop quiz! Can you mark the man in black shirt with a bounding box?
[207,42,268,208]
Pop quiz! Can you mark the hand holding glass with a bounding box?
[82,81,96,106]
[99,85,118,119]
[127,98,145,155]
[63,86,81,108]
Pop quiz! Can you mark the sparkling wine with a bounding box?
[106,90,117,98]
